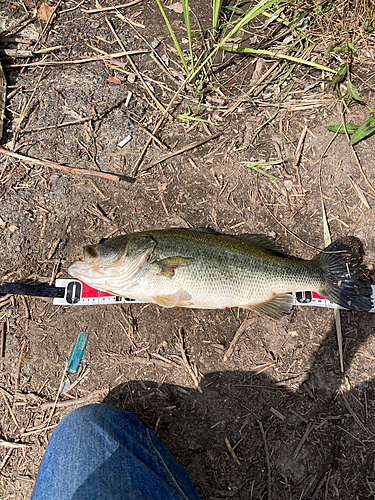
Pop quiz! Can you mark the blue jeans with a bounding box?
[32,403,201,500]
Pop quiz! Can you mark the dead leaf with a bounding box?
[166,2,183,13]
[38,2,55,23]
[108,76,123,85]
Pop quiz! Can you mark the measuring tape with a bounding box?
[53,279,143,305]
[53,279,375,312]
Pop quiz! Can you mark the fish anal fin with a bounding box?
[153,289,192,308]
[156,256,195,279]
[237,234,288,257]
[246,293,293,320]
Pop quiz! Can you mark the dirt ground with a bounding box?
[1,1,375,499]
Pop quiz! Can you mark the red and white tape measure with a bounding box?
[54,279,375,312]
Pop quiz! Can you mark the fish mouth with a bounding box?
[67,262,84,279]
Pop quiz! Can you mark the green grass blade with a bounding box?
[224,0,279,39]
[348,115,375,146]
[155,0,189,75]
[325,124,360,134]
[331,63,347,86]
[189,0,280,82]
[244,162,281,181]
[177,106,216,125]
[212,0,220,33]
[347,79,366,104]
[220,46,335,73]
[182,0,194,74]
[241,160,284,166]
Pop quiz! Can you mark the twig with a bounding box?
[341,393,373,436]
[82,0,143,13]
[225,437,241,465]
[33,0,63,47]
[132,71,194,175]
[0,440,27,449]
[0,449,13,472]
[347,213,363,237]
[347,176,370,209]
[3,50,148,69]
[224,316,259,361]
[105,18,172,120]
[10,66,46,150]
[0,61,5,139]
[257,178,323,251]
[46,361,68,426]
[293,422,315,460]
[339,103,375,195]
[150,352,180,368]
[0,148,121,182]
[222,61,280,118]
[40,387,108,411]
[150,53,182,87]
[140,132,222,172]
[0,322,5,357]
[117,320,137,349]
[339,425,366,446]
[75,137,100,171]
[0,48,34,58]
[0,14,31,37]
[294,125,307,191]
[258,420,271,500]
[178,329,202,393]
[0,389,20,429]
[21,424,58,437]
[138,125,169,150]
[311,472,328,500]
[26,93,130,132]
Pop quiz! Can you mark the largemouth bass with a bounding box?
[68,229,372,319]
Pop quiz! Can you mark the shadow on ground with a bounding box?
[102,318,375,500]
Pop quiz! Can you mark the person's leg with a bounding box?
[32,403,200,500]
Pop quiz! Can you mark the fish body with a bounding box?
[68,229,373,319]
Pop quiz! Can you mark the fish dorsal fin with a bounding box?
[247,293,293,320]
[156,256,195,279]
[153,289,192,308]
[177,227,219,234]
[237,234,288,257]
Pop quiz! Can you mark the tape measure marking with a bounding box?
[54,279,375,312]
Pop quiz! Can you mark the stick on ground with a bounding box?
[82,0,143,13]
[140,132,222,172]
[0,148,121,182]
[177,329,202,393]
[224,316,259,362]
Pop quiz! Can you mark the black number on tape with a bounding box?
[66,281,82,304]
[296,291,312,304]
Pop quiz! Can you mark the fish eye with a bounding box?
[99,238,108,244]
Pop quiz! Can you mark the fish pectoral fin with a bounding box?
[153,289,192,308]
[246,293,293,320]
[237,234,288,257]
[156,256,195,279]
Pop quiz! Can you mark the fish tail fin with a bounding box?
[313,237,373,312]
